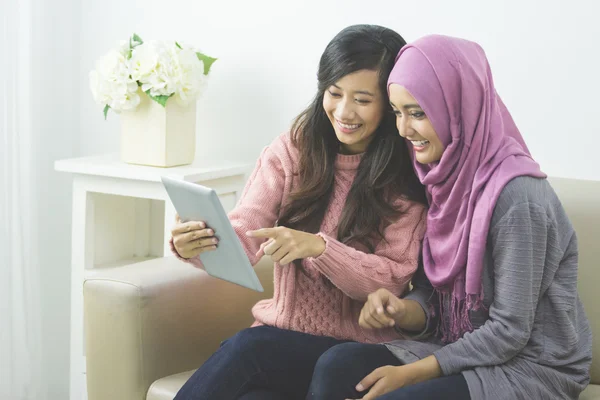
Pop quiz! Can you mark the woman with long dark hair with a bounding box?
[171,24,427,400]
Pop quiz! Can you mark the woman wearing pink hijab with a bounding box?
[306,35,592,400]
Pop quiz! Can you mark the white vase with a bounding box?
[120,90,196,167]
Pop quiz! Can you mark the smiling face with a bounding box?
[322,69,385,154]
[388,83,445,164]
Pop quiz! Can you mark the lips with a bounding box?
[336,120,362,133]
[338,122,360,129]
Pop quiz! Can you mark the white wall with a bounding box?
[78,0,600,179]
[40,0,599,397]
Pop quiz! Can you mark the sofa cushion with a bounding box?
[146,373,600,400]
[147,370,195,400]
[549,177,600,385]
[580,384,600,400]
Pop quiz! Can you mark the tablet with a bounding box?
[161,176,264,292]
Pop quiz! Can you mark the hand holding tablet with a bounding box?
[162,176,264,292]
[171,216,219,259]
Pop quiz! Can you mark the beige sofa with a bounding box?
[83,177,599,400]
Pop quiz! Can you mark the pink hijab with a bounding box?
[388,35,546,342]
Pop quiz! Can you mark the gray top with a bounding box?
[385,176,592,400]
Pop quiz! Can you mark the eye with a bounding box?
[356,99,371,105]
[328,90,341,98]
[410,111,425,119]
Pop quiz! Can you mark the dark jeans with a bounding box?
[174,325,349,400]
[307,342,471,400]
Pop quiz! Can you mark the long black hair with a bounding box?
[279,24,426,260]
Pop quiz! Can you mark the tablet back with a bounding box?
[161,176,264,292]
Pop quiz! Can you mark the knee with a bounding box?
[308,343,362,399]
[313,342,357,378]
[226,326,273,357]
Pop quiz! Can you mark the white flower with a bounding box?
[89,45,140,112]
[173,47,207,106]
[116,40,131,57]
[130,40,206,105]
[90,36,212,115]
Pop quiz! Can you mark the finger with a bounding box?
[386,296,404,319]
[364,298,392,328]
[368,304,395,328]
[174,229,213,249]
[360,304,387,330]
[359,309,380,330]
[190,245,217,255]
[178,249,201,259]
[176,244,213,259]
[356,367,385,393]
[171,220,206,235]
[369,291,386,315]
[278,250,298,265]
[246,228,278,238]
[369,291,396,327]
[260,239,273,249]
[193,237,219,249]
[360,379,386,400]
[256,239,274,257]
[184,228,215,243]
[263,240,282,256]
[363,310,389,329]
[270,246,289,263]
[256,239,275,258]
[175,213,180,223]
[181,237,217,253]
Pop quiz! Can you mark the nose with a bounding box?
[333,97,355,121]
[396,115,410,138]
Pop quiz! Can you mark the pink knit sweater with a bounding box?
[173,133,427,343]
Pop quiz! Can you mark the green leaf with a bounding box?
[132,33,143,46]
[196,52,217,75]
[103,104,110,120]
[128,33,143,58]
[145,90,172,107]
[175,42,182,49]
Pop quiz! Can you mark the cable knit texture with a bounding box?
[171,132,427,343]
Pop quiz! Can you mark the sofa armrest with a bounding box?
[83,256,274,400]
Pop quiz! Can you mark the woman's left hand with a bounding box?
[347,365,411,400]
[246,226,326,264]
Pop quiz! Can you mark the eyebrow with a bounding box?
[389,101,422,109]
[332,84,375,97]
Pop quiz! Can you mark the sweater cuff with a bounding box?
[169,237,205,270]
[309,232,356,268]
[393,321,429,341]
[398,291,437,339]
[433,344,462,376]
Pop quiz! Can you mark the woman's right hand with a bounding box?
[359,288,407,330]
[171,214,219,259]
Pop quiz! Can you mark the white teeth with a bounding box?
[338,121,361,129]
[411,140,430,146]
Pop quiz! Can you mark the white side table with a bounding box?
[55,154,252,400]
